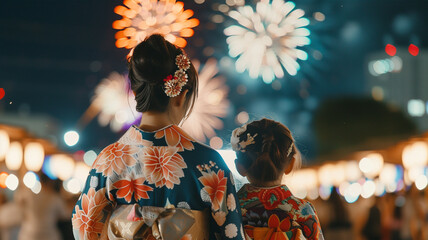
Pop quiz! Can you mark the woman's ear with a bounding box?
[171,89,189,107]
[284,157,296,175]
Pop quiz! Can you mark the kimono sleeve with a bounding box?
[200,151,245,239]
[306,202,325,240]
[71,169,115,240]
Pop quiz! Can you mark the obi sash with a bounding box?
[107,204,209,240]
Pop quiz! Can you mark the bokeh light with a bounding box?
[31,181,42,194]
[210,136,224,149]
[0,130,10,160]
[359,153,384,178]
[224,0,310,83]
[408,44,419,56]
[50,154,75,180]
[23,171,38,189]
[113,0,199,49]
[361,180,376,198]
[5,141,23,170]
[415,175,428,190]
[0,172,8,188]
[64,131,79,147]
[344,182,361,203]
[235,111,249,125]
[83,150,97,166]
[5,174,19,191]
[24,142,45,172]
[385,44,396,56]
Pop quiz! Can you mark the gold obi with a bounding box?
[107,204,209,240]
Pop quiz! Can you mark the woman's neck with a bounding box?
[138,111,175,132]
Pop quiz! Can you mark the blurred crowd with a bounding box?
[317,184,428,240]
[0,174,77,240]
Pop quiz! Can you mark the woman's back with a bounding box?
[72,125,244,239]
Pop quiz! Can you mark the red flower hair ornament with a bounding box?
[163,52,191,97]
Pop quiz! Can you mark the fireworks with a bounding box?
[182,58,229,142]
[89,72,140,132]
[113,0,199,49]
[224,0,311,83]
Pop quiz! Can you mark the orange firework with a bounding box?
[113,0,199,49]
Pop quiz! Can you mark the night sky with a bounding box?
[1,0,427,161]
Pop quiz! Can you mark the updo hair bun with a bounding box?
[235,118,300,182]
[128,34,198,113]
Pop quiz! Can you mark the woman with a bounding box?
[16,173,70,240]
[72,34,244,240]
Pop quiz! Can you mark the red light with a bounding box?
[385,44,396,56]
[0,88,4,100]
[408,44,419,56]
[0,172,8,188]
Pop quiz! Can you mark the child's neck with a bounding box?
[248,177,283,188]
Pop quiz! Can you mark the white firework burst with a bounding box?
[182,58,230,142]
[92,72,140,132]
[113,0,200,49]
[224,0,311,83]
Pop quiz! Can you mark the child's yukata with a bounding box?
[72,125,245,240]
[238,184,324,240]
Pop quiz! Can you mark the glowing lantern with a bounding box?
[318,164,335,186]
[0,130,9,160]
[5,142,23,170]
[331,164,346,186]
[24,142,45,172]
[50,154,75,180]
[402,141,428,169]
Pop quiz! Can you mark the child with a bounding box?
[231,118,324,240]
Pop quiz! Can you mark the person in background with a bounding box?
[324,190,353,240]
[72,34,244,239]
[362,197,382,240]
[15,173,69,240]
[231,118,324,240]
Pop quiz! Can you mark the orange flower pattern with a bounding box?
[198,169,227,211]
[238,184,324,240]
[72,188,111,240]
[113,177,153,203]
[142,146,187,189]
[73,126,244,240]
[119,127,153,147]
[93,142,139,176]
[155,125,195,151]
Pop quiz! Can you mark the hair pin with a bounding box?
[163,53,191,97]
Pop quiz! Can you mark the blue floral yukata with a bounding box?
[72,125,244,240]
